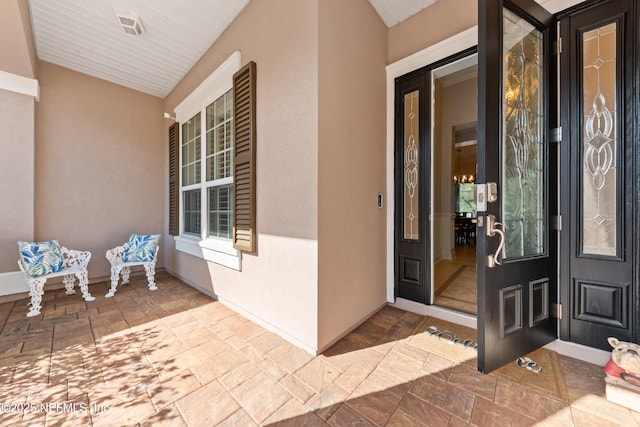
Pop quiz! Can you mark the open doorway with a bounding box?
[431,54,478,315]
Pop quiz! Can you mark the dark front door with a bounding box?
[559,0,636,350]
[395,71,431,304]
[477,0,558,373]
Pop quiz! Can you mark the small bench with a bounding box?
[18,240,95,317]
[105,234,160,298]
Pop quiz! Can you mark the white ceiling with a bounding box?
[28,0,250,98]
[28,0,443,98]
[367,0,439,27]
[27,0,580,99]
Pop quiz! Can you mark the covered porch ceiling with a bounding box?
[26,0,578,98]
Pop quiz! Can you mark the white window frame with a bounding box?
[173,51,241,270]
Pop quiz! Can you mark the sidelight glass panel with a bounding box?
[582,23,617,256]
[502,8,545,258]
[404,90,420,240]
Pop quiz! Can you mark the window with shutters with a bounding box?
[171,52,242,270]
[180,90,233,239]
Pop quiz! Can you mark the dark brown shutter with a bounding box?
[168,122,180,236]
[233,61,256,252]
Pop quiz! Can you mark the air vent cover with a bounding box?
[114,9,144,36]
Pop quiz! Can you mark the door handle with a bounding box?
[486,214,505,268]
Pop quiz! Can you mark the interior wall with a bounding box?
[387,0,476,64]
[432,77,477,262]
[35,61,164,280]
[163,0,320,352]
[0,90,35,272]
[439,77,478,216]
[317,0,387,351]
[433,80,448,261]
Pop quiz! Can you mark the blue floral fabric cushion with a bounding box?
[123,234,161,263]
[18,240,65,277]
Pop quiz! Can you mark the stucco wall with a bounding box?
[35,61,164,280]
[0,0,37,78]
[317,0,388,351]
[387,0,477,64]
[163,0,320,352]
[0,90,35,273]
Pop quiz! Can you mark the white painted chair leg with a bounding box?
[121,266,131,285]
[144,262,157,291]
[105,266,122,298]
[27,278,45,317]
[75,270,95,302]
[63,274,77,295]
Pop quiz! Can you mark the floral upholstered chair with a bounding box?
[18,240,95,317]
[105,234,161,297]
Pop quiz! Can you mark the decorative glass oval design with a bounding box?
[502,8,545,258]
[582,22,618,256]
[404,90,419,240]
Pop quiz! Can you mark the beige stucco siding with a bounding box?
[0,90,35,272]
[0,0,37,78]
[34,61,164,280]
[387,0,477,64]
[317,0,388,351]
[163,0,320,352]
[162,0,477,353]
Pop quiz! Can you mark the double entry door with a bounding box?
[395,0,638,373]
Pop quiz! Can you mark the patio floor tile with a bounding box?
[0,271,636,426]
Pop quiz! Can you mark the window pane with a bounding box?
[181,113,201,186]
[183,190,201,235]
[502,8,545,258]
[403,90,419,241]
[209,184,233,239]
[582,23,617,256]
[206,89,234,182]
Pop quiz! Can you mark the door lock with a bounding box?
[475,182,498,212]
[486,214,505,268]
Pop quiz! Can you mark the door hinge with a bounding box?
[550,127,562,143]
[551,303,562,319]
[555,37,562,55]
[551,215,562,231]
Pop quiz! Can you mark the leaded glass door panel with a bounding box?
[559,0,635,350]
[477,0,557,374]
[395,72,431,304]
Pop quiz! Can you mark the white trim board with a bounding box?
[0,70,39,100]
[174,51,241,123]
[392,297,477,329]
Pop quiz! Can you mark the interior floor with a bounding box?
[434,243,477,315]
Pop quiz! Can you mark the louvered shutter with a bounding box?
[168,122,180,236]
[233,61,256,252]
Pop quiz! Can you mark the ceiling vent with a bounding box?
[114,9,144,36]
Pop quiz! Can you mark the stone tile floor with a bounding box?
[0,271,638,426]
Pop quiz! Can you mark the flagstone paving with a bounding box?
[0,271,637,426]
